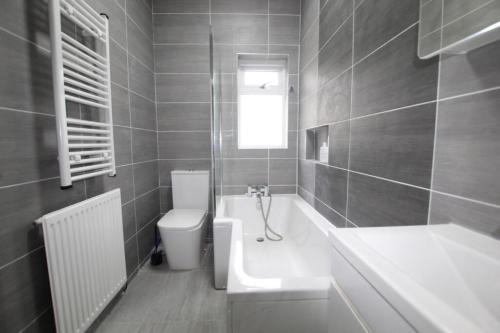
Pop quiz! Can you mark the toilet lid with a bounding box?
[157,209,206,230]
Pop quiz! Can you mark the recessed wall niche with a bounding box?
[306,125,329,164]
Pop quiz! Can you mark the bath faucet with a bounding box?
[247,185,269,197]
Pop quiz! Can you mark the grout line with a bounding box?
[0,246,44,271]
[18,306,52,333]
[0,177,60,190]
[152,12,300,16]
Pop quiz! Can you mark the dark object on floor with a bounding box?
[151,226,163,266]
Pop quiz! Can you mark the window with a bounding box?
[237,56,288,149]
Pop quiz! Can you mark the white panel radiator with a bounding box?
[36,189,127,333]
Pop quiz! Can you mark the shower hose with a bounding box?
[258,194,283,241]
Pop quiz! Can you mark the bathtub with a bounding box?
[213,194,335,333]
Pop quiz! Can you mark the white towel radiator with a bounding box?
[36,189,127,333]
[49,0,116,188]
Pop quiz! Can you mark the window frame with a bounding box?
[236,61,289,150]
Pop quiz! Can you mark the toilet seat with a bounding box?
[158,209,206,231]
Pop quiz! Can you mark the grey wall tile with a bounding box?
[270,185,297,194]
[21,305,56,333]
[160,187,173,213]
[353,0,418,62]
[223,159,268,186]
[318,18,352,87]
[110,39,128,88]
[314,199,346,228]
[85,165,134,203]
[270,0,301,15]
[211,0,268,14]
[433,89,500,205]
[211,14,268,44]
[0,249,51,333]
[137,219,157,262]
[159,160,211,187]
[300,24,319,71]
[127,17,154,70]
[87,0,127,48]
[317,69,351,124]
[349,103,436,187]
[153,0,209,13]
[270,131,298,158]
[113,126,133,166]
[111,83,130,127]
[158,132,211,159]
[154,45,209,74]
[301,0,320,39]
[269,159,297,185]
[132,129,158,163]
[0,30,53,115]
[347,172,429,227]
[352,26,438,117]
[135,189,160,229]
[269,15,300,45]
[319,0,353,49]
[125,236,139,277]
[442,0,490,25]
[0,110,58,187]
[0,179,85,267]
[153,14,209,44]
[129,56,155,101]
[328,122,350,169]
[315,164,348,215]
[221,132,268,159]
[298,160,316,194]
[127,0,153,37]
[269,45,299,75]
[122,201,136,241]
[439,40,500,99]
[429,192,500,240]
[134,161,159,197]
[157,103,211,131]
[298,185,315,206]
[130,92,157,131]
[156,74,210,103]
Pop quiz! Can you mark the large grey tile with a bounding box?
[298,159,315,194]
[223,159,268,186]
[353,0,418,62]
[122,201,136,241]
[352,26,438,117]
[429,192,500,240]
[298,185,315,205]
[300,23,319,71]
[134,161,159,197]
[111,83,130,127]
[0,249,51,333]
[315,164,348,215]
[269,15,300,45]
[319,0,353,49]
[270,159,297,185]
[127,0,153,38]
[137,218,157,261]
[212,14,268,44]
[214,74,235,103]
[157,103,211,131]
[317,69,351,124]
[21,305,56,333]
[110,39,128,88]
[269,131,298,158]
[85,165,134,203]
[419,0,442,36]
[221,132,268,159]
[128,56,155,101]
[439,40,500,99]
[158,132,211,159]
[130,92,156,130]
[87,0,127,48]
[0,30,53,115]
[350,103,436,187]
[314,198,346,227]
[433,89,500,205]
[136,189,160,230]
[328,122,350,169]
[158,160,211,186]
[301,0,320,39]
[156,74,210,103]
[152,0,209,13]
[269,45,299,75]
[0,179,85,267]
[160,187,173,213]
[153,14,209,44]
[132,129,158,162]
[127,17,154,70]
[113,126,133,166]
[347,172,429,227]
[318,18,352,87]
[211,0,268,14]
[442,0,490,24]
[124,236,139,278]
[270,185,297,194]
[154,45,209,74]
[0,110,57,185]
[270,0,301,15]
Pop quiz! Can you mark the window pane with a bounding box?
[244,71,279,87]
[239,95,285,148]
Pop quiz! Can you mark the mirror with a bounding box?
[418,0,500,59]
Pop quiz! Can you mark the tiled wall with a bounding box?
[0,0,159,331]
[153,0,301,204]
[298,0,500,238]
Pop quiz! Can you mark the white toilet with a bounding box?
[157,170,209,270]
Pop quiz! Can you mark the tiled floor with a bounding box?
[95,246,227,333]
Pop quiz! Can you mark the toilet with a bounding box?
[157,170,209,270]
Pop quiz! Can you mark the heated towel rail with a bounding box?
[49,0,116,188]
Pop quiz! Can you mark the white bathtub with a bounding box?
[213,194,335,333]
